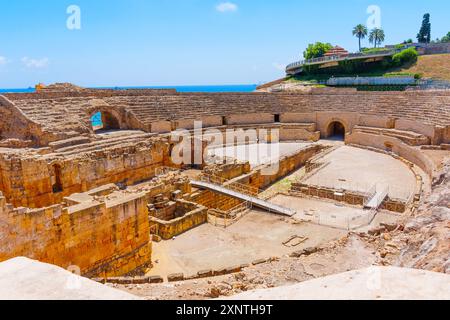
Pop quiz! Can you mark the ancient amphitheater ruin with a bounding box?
[0,83,449,299]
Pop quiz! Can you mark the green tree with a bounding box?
[441,32,450,43]
[352,24,368,52]
[369,28,385,48]
[417,13,431,43]
[303,42,333,60]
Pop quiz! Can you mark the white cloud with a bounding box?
[21,57,49,69]
[0,56,8,66]
[216,2,238,13]
[272,62,286,71]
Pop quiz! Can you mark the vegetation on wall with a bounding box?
[392,48,419,66]
[301,48,420,78]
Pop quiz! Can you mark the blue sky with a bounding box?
[0,0,448,88]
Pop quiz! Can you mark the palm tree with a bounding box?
[369,28,385,48]
[352,24,368,52]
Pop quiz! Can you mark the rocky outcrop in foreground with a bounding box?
[394,158,450,273]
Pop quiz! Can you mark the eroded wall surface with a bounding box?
[0,192,151,277]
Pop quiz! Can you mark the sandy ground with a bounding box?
[207,142,310,168]
[147,210,346,278]
[270,194,398,230]
[304,146,417,200]
[112,234,378,300]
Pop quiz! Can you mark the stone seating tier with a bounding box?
[3,90,449,144]
[353,126,431,146]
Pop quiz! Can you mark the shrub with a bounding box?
[303,42,333,60]
[392,48,418,66]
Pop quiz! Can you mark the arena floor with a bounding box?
[148,210,347,278]
[303,146,417,200]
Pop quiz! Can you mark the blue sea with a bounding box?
[0,84,257,94]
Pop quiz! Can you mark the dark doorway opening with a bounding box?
[274,114,281,123]
[52,164,63,193]
[328,121,346,140]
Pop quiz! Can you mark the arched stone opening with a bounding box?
[384,142,394,152]
[90,110,121,133]
[327,121,346,140]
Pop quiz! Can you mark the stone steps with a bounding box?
[45,132,154,157]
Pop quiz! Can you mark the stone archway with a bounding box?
[327,120,347,140]
[87,99,124,133]
[90,110,122,132]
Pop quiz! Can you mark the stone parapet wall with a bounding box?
[346,131,436,177]
[0,192,151,277]
[290,183,407,213]
[291,183,366,206]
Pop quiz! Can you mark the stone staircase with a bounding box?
[11,98,91,133]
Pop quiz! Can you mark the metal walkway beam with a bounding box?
[191,180,296,217]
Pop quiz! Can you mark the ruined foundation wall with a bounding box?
[0,192,151,277]
[0,141,171,208]
[150,201,208,240]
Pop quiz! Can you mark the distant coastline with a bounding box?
[0,84,257,94]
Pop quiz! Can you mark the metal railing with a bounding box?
[208,201,253,228]
[286,49,402,72]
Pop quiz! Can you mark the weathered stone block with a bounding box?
[168,273,184,282]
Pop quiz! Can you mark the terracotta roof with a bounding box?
[324,46,349,57]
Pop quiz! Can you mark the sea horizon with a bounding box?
[0,84,258,94]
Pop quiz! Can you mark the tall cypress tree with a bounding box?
[417,13,431,43]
